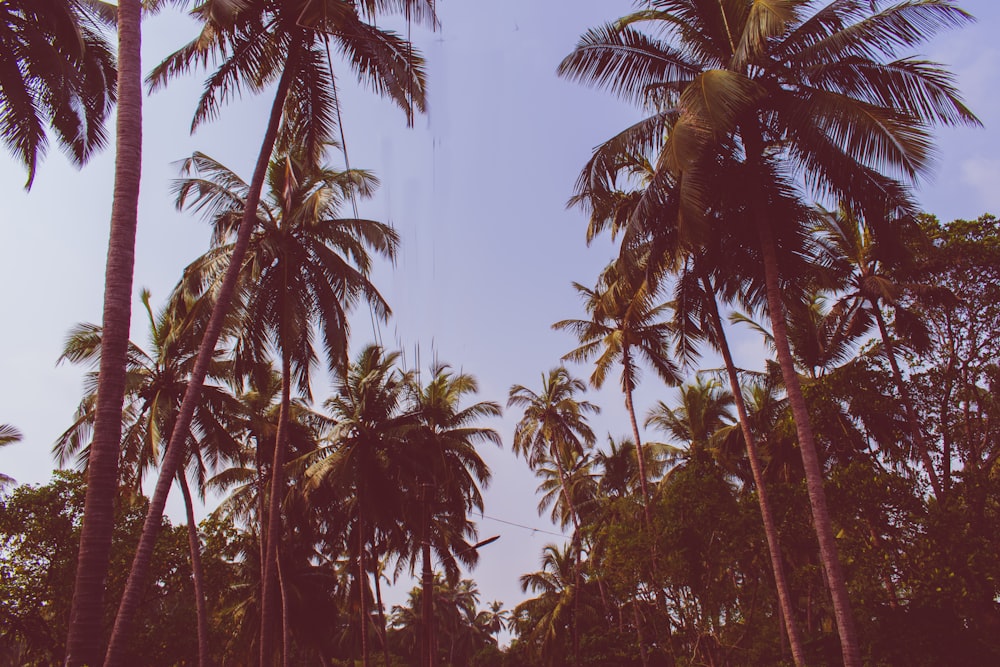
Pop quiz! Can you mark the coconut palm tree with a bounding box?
[508,368,599,537]
[107,2,429,660]
[206,372,333,663]
[54,290,245,667]
[560,4,980,663]
[534,450,597,532]
[403,362,500,667]
[0,0,115,188]
[477,600,510,646]
[686,260,809,662]
[169,152,397,664]
[302,345,415,666]
[515,542,594,666]
[508,368,599,662]
[554,258,679,529]
[646,377,736,471]
[814,206,944,497]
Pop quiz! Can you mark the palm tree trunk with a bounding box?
[550,456,581,664]
[871,302,943,498]
[700,270,807,666]
[632,598,650,667]
[621,349,663,659]
[359,502,371,667]
[372,558,393,667]
[103,37,304,667]
[64,2,142,663]
[421,483,434,667]
[277,547,292,667]
[622,347,654,531]
[260,337,293,664]
[757,219,862,667]
[179,474,212,667]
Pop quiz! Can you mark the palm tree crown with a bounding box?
[0,0,116,187]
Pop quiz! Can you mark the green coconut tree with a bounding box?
[106,2,429,660]
[560,3,980,663]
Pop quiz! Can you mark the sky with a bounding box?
[1,0,998,628]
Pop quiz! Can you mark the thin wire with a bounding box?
[476,512,568,538]
[323,33,383,349]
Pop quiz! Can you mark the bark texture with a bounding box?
[64,1,142,663]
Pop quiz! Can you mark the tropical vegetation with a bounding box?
[1,1,998,665]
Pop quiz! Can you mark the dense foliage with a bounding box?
[1,1,998,665]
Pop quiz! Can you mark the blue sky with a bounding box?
[1,0,998,622]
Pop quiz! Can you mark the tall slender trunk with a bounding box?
[872,302,943,499]
[261,326,293,665]
[622,349,662,660]
[421,483,434,667]
[64,2,142,663]
[179,474,211,667]
[103,38,304,667]
[372,558,393,667]
[632,599,650,667]
[551,455,581,664]
[359,502,371,667]
[757,219,861,667]
[622,347,653,530]
[277,547,292,667]
[700,271,806,666]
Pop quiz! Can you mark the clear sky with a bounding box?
[1,0,998,625]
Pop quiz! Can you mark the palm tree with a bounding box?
[647,378,734,456]
[0,0,115,187]
[0,424,22,489]
[515,542,592,666]
[55,290,245,667]
[172,152,397,664]
[687,261,809,663]
[534,450,597,532]
[477,600,510,646]
[207,375,333,663]
[63,1,144,662]
[554,258,679,530]
[508,368,599,662]
[404,361,500,667]
[815,206,944,497]
[107,2,430,660]
[560,4,979,664]
[303,345,415,666]
[508,368,599,536]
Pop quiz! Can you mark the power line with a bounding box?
[475,512,567,538]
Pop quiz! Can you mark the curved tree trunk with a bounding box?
[621,347,661,658]
[103,38,304,667]
[277,547,292,667]
[700,271,807,666]
[757,219,861,667]
[622,346,654,531]
[872,302,943,499]
[260,340,293,665]
[64,1,142,663]
[179,474,212,667]
[372,556,393,667]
